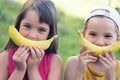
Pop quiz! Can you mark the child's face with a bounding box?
[84,17,117,46]
[19,10,50,41]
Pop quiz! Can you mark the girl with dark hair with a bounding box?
[0,0,62,80]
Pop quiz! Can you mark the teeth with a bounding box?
[77,30,120,57]
[9,25,58,50]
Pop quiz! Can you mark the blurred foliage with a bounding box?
[115,7,120,14]
[0,0,21,49]
[57,7,84,64]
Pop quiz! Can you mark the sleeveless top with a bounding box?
[8,48,53,80]
[84,61,120,80]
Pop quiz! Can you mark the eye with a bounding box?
[89,33,96,37]
[105,35,112,38]
[38,28,46,33]
[23,24,31,30]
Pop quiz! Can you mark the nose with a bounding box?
[28,31,37,40]
[94,38,105,46]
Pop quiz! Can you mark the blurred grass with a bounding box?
[0,0,21,48]
[57,8,84,69]
[0,0,120,80]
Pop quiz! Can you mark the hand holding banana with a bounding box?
[9,25,58,50]
[78,30,120,57]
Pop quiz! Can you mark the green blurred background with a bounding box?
[0,0,120,80]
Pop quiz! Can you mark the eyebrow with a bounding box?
[39,26,49,30]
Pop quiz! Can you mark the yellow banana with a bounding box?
[77,30,120,57]
[9,25,58,50]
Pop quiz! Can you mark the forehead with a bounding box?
[86,17,117,33]
[22,10,49,29]
[24,10,39,20]
[87,16,116,25]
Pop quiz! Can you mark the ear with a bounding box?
[117,36,120,41]
[81,30,85,37]
[77,29,85,37]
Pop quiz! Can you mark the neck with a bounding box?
[90,57,105,72]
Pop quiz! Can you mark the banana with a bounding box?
[9,25,58,50]
[77,30,120,57]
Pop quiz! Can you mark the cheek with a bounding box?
[105,36,117,45]
[37,34,48,41]
[19,29,28,37]
[37,30,50,41]
[86,37,95,43]
[105,39,116,45]
[84,35,95,43]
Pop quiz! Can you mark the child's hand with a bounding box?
[78,46,97,73]
[27,47,44,71]
[12,45,30,71]
[99,50,116,80]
